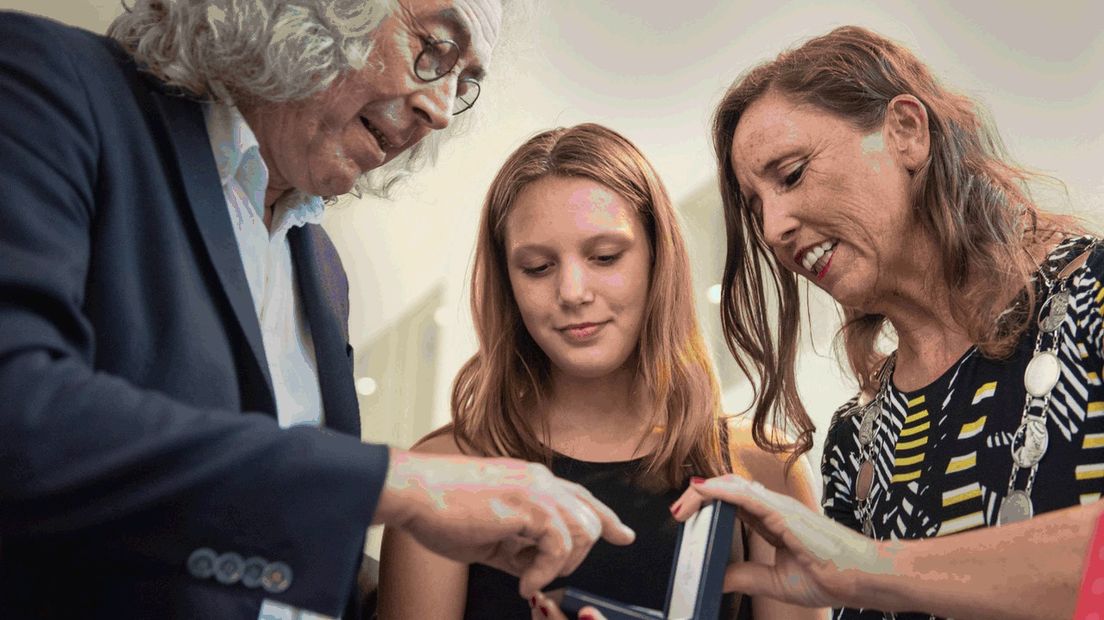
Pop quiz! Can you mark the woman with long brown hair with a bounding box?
[704,24,1102,620]
[377,123,821,619]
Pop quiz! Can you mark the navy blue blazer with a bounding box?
[0,12,388,618]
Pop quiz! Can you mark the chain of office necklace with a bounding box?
[852,352,896,539]
[997,242,1094,525]
[850,241,1092,620]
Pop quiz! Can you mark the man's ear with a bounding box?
[885,94,930,173]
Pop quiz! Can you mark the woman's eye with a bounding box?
[782,163,806,188]
[594,253,622,265]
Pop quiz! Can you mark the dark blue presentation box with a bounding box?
[553,500,737,620]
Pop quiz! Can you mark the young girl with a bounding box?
[377,124,821,619]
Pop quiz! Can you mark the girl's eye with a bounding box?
[594,253,622,265]
[782,163,806,188]
[521,264,551,276]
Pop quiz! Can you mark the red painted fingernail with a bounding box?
[580,613,596,620]
[529,596,536,608]
[540,604,550,617]
[691,476,706,484]
[670,501,681,515]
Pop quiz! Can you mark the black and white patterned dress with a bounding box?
[821,236,1104,620]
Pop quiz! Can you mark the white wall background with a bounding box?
[10,0,1102,478]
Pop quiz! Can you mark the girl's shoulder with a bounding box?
[723,415,820,504]
[411,424,471,456]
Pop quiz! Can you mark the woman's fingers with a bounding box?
[529,591,608,620]
[577,606,607,620]
[691,477,795,531]
[688,475,777,517]
[668,482,706,520]
[673,474,877,609]
[669,476,783,546]
[693,474,882,576]
[722,560,779,597]
[681,475,805,553]
[530,591,566,619]
[671,475,783,523]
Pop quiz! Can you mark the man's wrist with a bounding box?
[372,447,418,528]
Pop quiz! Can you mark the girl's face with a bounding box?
[504,176,652,381]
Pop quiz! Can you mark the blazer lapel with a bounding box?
[142,87,276,414]
[289,226,361,438]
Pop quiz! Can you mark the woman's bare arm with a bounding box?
[681,473,1103,620]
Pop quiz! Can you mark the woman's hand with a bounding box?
[528,591,606,620]
[671,474,893,610]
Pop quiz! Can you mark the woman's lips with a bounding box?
[816,248,836,281]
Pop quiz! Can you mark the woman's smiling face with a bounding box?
[729,89,923,310]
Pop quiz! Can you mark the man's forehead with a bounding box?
[403,0,502,63]
[452,0,502,54]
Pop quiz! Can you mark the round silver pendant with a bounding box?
[1024,351,1061,397]
[1012,416,1049,469]
[997,490,1034,526]
[855,459,875,502]
[1038,290,1070,333]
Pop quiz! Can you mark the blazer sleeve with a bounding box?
[0,13,386,616]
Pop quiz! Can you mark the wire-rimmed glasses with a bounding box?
[413,37,480,115]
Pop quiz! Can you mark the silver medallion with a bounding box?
[858,404,877,446]
[1012,416,1050,469]
[1038,290,1070,333]
[1023,351,1060,397]
[997,490,1034,526]
[855,459,874,502]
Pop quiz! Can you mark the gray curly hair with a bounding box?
[108,0,447,197]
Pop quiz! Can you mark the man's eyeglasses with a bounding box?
[413,37,480,115]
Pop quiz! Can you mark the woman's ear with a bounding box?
[885,94,930,173]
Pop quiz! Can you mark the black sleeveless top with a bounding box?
[462,453,752,619]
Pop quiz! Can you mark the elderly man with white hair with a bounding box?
[0,1,633,618]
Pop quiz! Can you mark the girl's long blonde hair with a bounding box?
[449,123,727,487]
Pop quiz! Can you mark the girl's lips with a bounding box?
[560,322,607,342]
